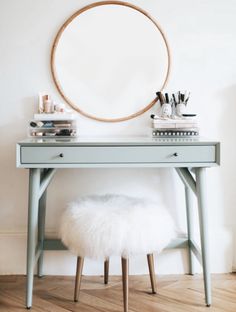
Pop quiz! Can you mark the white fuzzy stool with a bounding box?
[60,194,175,312]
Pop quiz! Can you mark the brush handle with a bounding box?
[156,92,165,105]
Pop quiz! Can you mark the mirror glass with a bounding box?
[52,3,170,121]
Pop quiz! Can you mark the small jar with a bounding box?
[161,103,172,118]
[55,103,66,113]
[176,103,186,117]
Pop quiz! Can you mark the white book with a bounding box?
[152,118,197,124]
[152,117,198,129]
[153,122,198,129]
[34,113,77,121]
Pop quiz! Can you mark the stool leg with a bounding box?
[104,258,109,284]
[147,254,157,294]
[74,257,84,302]
[121,257,129,312]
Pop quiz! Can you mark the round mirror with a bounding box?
[51,1,171,122]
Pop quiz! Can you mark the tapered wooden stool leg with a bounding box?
[104,258,109,284]
[74,257,84,302]
[121,257,129,312]
[147,254,157,294]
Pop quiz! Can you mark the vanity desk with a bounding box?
[16,136,220,308]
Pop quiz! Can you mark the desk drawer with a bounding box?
[21,145,216,164]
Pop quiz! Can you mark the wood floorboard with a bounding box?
[0,274,236,311]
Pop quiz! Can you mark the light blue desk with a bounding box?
[16,136,220,309]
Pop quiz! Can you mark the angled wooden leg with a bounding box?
[196,168,211,307]
[104,258,109,284]
[121,257,129,312]
[26,168,41,309]
[37,185,47,278]
[74,257,84,302]
[185,186,195,275]
[147,254,157,294]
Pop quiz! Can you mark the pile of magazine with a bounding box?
[152,117,199,137]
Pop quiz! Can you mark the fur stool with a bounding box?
[60,194,175,312]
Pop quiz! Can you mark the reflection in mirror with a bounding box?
[51,2,171,122]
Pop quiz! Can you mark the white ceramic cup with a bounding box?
[161,103,172,118]
[176,103,186,116]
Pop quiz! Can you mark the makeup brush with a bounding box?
[156,92,165,105]
[172,94,177,106]
[165,93,169,104]
[185,92,191,104]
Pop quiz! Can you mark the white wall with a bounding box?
[0,0,236,275]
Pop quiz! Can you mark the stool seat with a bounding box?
[60,194,175,259]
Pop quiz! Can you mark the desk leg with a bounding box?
[185,186,194,275]
[196,168,211,307]
[38,188,47,278]
[26,168,40,309]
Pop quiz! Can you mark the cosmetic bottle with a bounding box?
[43,95,53,113]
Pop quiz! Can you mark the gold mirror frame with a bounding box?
[51,1,171,122]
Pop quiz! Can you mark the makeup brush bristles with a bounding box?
[156,91,190,106]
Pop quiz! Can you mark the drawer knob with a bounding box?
[59,153,64,158]
[173,152,178,157]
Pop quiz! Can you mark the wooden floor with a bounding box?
[1,274,236,311]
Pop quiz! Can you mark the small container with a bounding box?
[176,103,186,117]
[28,114,78,138]
[43,95,53,113]
[55,103,66,113]
[55,104,60,112]
[161,103,172,118]
[59,103,65,113]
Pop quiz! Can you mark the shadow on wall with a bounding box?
[46,167,188,272]
[218,84,236,220]
[0,96,35,231]
[217,84,236,269]
[47,167,182,231]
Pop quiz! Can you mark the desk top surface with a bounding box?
[17,136,219,146]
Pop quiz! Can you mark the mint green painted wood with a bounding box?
[26,168,40,309]
[185,186,195,275]
[18,162,219,169]
[17,137,220,146]
[38,169,56,199]
[216,142,221,165]
[175,168,196,195]
[190,240,202,265]
[37,186,47,278]
[16,137,220,169]
[35,243,42,264]
[17,137,220,309]
[164,237,188,249]
[44,239,67,250]
[43,237,188,251]
[21,145,216,165]
[196,167,211,307]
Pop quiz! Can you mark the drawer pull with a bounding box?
[59,153,64,158]
[173,152,178,157]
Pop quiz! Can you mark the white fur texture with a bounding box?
[60,194,176,259]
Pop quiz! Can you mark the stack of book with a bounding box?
[152,117,199,137]
[29,113,78,138]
